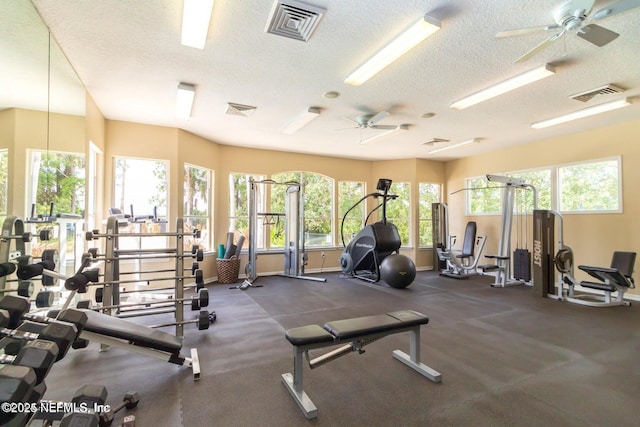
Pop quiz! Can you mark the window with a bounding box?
[228,173,265,249]
[184,163,212,251]
[113,157,168,219]
[0,150,7,221]
[113,157,169,249]
[271,172,333,248]
[338,181,365,246]
[418,183,441,247]
[387,182,411,245]
[507,168,552,212]
[466,176,501,215]
[27,150,85,264]
[558,158,621,213]
[28,150,86,217]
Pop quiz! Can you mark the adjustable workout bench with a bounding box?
[282,310,441,419]
[57,308,201,380]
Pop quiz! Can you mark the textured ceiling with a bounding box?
[8,0,640,160]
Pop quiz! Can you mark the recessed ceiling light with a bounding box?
[323,91,340,99]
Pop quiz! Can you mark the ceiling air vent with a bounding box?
[226,103,257,117]
[265,0,326,42]
[422,138,450,146]
[569,84,625,102]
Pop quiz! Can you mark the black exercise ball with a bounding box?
[380,254,416,289]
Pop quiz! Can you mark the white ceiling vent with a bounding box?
[569,84,625,102]
[422,138,450,146]
[226,102,257,117]
[265,0,326,42]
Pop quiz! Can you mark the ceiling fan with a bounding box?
[342,111,398,130]
[341,111,408,144]
[496,0,640,63]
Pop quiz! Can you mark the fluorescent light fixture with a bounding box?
[345,14,441,86]
[176,83,196,119]
[428,138,477,154]
[531,97,631,129]
[181,0,215,49]
[450,64,556,110]
[360,125,408,145]
[281,107,321,134]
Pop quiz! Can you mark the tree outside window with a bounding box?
[418,183,440,247]
[386,182,410,245]
[559,159,621,212]
[338,181,365,246]
[184,163,212,251]
[271,172,333,248]
[228,173,265,249]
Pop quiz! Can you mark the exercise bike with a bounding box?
[339,178,415,288]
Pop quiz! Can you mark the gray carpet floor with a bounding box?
[41,271,640,426]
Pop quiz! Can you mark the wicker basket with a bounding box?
[216,258,240,284]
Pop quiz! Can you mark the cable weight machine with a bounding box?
[237,178,326,290]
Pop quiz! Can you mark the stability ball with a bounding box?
[380,254,416,288]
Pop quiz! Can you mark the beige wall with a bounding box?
[4,108,85,215]
[444,118,640,295]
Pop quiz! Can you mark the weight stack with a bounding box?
[513,248,531,281]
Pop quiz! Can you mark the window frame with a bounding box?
[183,163,213,252]
[418,182,441,248]
[557,156,622,214]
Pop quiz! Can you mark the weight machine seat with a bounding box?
[58,309,182,355]
[285,310,429,345]
[578,251,636,292]
[458,222,477,259]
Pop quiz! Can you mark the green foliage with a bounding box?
[114,158,167,216]
[386,182,410,244]
[418,183,440,246]
[35,152,85,215]
[272,171,333,247]
[559,160,619,211]
[184,164,210,216]
[338,181,365,245]
[507,169,551,211]
[467,176,501,214]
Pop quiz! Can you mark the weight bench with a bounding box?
[282,310,441,419]
[56,308,201,380]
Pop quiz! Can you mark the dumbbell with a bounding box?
[0,365,38,425]
[0,339,59,384]
[64,269,101,293]
[0,232,33,242]
[100,391,140,427]
[0,318,79,362]
[152,309,216,331]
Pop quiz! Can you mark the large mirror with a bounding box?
[1,0,86,217]
[0,0,86,273]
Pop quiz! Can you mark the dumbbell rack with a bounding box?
[92,216,195,337]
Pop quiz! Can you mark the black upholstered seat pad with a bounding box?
[285,324,334,345]
[323,310,428,340]
[59,309,183,354]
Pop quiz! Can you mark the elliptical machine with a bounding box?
[339,178,415,288]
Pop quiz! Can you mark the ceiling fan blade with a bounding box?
[369,124,399,130]
[496,24,559,38]
[367,111,389,126]
[593,0,640,20]
[577,24,619,46]
[514,31,564,63]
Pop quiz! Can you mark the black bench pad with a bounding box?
[325,310,428,340]
[285,310,429,346]
[285,324,334,346]
[59,309,183,355]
